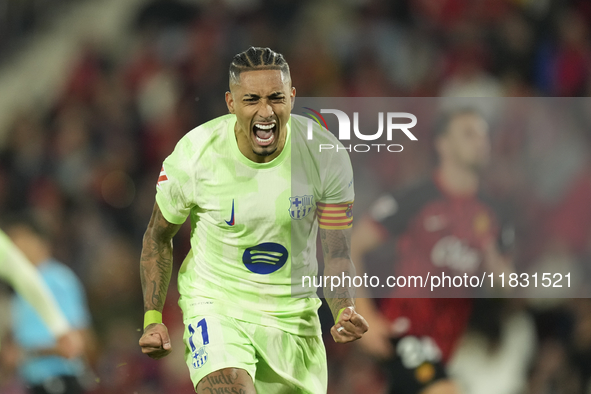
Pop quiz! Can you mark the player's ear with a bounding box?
[290,87,296,110]
[225,91,235,114]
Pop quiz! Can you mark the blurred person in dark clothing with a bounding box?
[352,109,513,394]
[4,215,94,394]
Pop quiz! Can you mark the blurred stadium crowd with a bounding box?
[1,0,591,393]
[0,0,81,59]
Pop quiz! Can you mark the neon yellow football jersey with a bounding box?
[156,114,354,337]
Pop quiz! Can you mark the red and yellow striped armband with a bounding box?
[317,201,354,230]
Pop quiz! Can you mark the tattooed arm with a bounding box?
[320,227,369,343]
[320,228,355,318]
[139,202,182,359]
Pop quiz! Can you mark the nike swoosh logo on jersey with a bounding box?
[225,199,235,226]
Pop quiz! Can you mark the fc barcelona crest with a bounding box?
[192,346,208,369]
[289,195,314,220]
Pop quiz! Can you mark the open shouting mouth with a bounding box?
[253,122,277,147]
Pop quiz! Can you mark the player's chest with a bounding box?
[193,165,320,229]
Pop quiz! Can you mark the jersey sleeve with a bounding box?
[155,137,195,225]
[0,231,70,337]
[317,148,355,230]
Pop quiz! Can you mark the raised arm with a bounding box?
[139,202,182,359]
[0,239,68,337]
[320,227,368,343]
[0,230,82,358]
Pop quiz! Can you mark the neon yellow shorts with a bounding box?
[182,313,327,393]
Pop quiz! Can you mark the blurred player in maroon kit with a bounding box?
[353,108,513,394]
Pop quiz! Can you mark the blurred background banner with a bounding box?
[0,0,591,393]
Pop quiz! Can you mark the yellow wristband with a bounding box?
[335,307,350,324]
[144,310,163,329]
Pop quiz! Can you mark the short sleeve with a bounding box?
[320,148,354,204]
[155,138,195,225]
[317,148,355,230]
